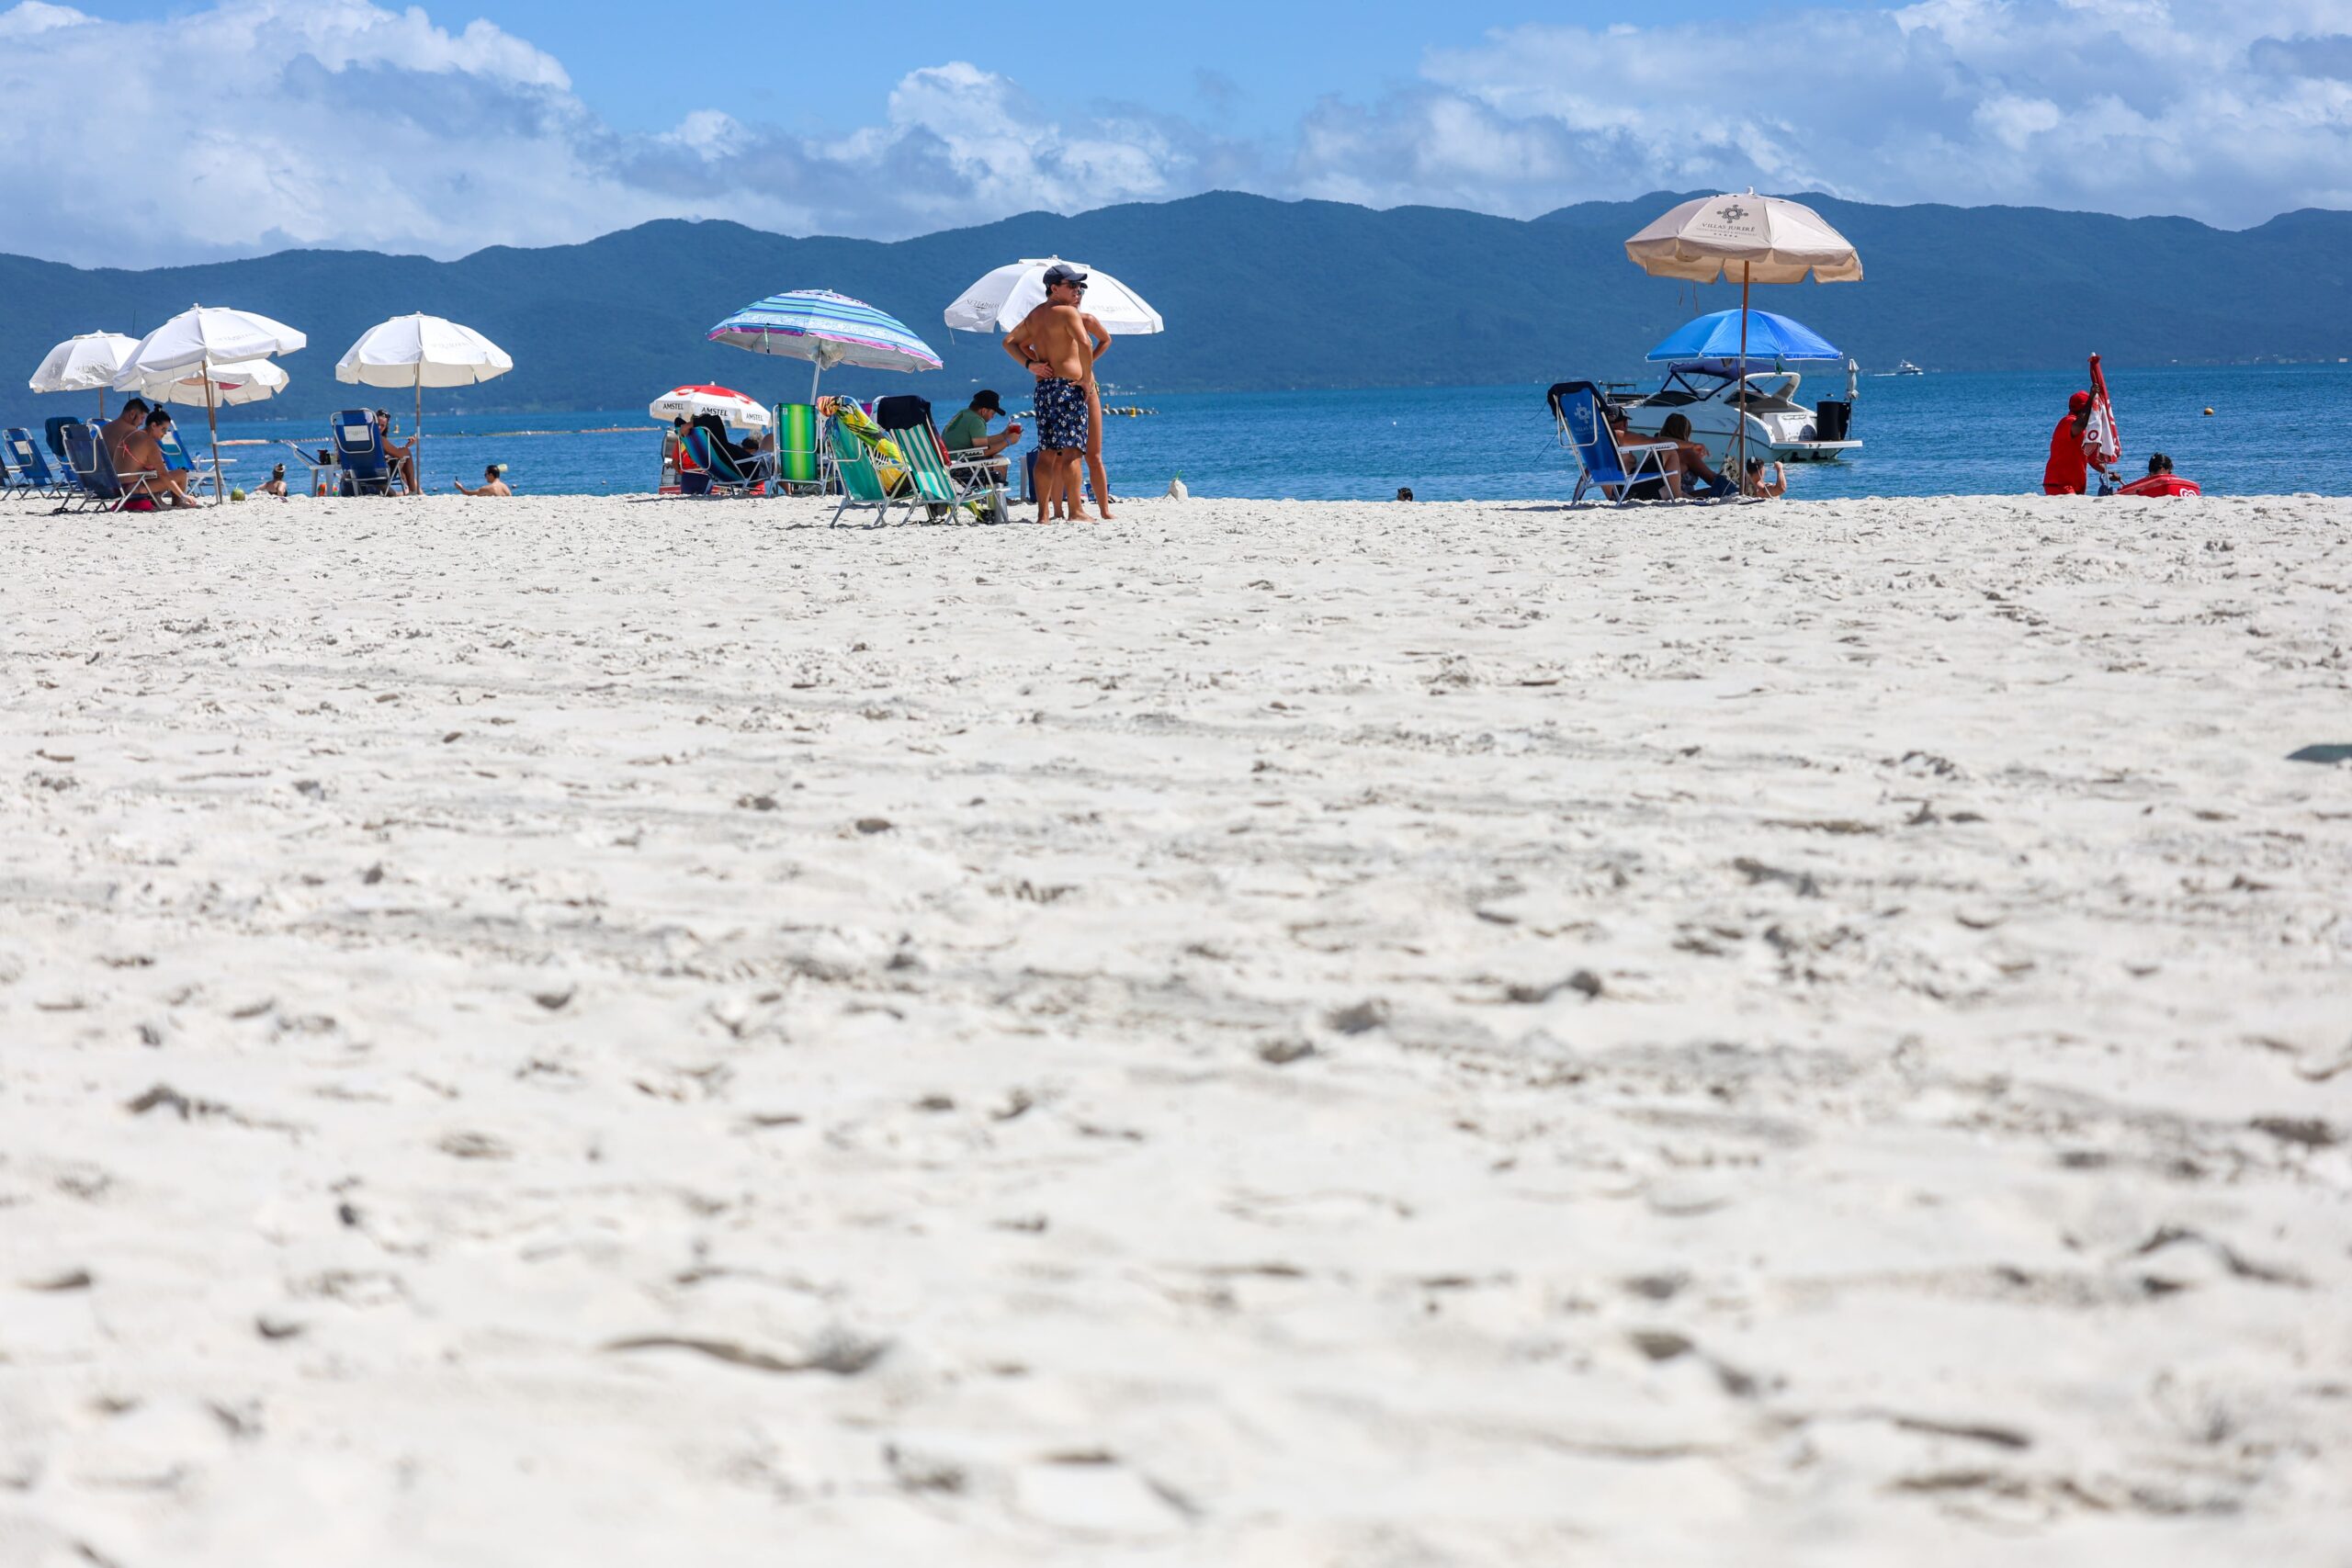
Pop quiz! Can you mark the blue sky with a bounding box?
[2,0,2346,267]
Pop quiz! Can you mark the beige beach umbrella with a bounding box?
[29,332,141,417]
[1625,191,1861,479]
[337,314,513,493]
[126,357,289,408]
[113,305,307,498]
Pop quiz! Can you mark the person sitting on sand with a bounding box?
[1002,263,1095,524]
[1743,457,1787,499]
[99,396,151,465]
[1658,413,1735,498]
[117,408,201,509]
[453,463,512,497]
[374,410,419,492]
[258,463,288,498]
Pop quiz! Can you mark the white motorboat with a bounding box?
[1620,358,1860,466]
[1891,359,1925,376]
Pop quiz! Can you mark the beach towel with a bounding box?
[817,396,908,493]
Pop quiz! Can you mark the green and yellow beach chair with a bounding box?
[826,419,910,527]
[771,401,821,493]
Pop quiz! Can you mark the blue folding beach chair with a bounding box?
[6,426,73,499]
[44,416,84,467]
[62,423,163,513]
[330,410,395,495]
[1548,381,1680,504]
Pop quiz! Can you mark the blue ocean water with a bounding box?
[192,363,2349,501]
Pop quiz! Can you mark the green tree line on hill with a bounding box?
[5,191,2346,423]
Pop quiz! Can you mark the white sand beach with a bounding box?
[3,490,2348,1566]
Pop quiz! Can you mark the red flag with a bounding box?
[2086,353,2121,472]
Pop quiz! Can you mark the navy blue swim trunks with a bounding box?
[1035,376,1090,451]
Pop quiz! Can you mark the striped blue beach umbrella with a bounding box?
[707,288,943,402]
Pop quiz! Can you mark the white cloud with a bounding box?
[1367,1,2352,225]
[0,0,2345,267]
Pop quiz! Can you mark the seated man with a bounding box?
[453,462,512,496]
[938,389,1022,480]
[259,462,288,497]
[374,410,419,492]
[99,397,152,465]
[1605,405,1678,500]
[1743,457,1788,498]
[117,408,201,509]
[1658,413,1736,498]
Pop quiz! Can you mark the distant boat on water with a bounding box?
[1889,359,1926,376]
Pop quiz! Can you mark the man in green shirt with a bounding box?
[939,390,1021,483]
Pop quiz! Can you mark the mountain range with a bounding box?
[6,191,2347,423]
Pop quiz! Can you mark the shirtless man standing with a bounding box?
[117,408,201,508]
[1002,263,1094,523]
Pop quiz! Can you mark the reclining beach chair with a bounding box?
[6,426,74,499]
[826,420,910,527]
[44,416,83,467]
[331,410,396,495]
[874,396,1005,523]
[62,422,162,513]
[1548,381,1679,504]
[682,424,768,498]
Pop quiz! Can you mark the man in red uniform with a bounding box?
[2043,390,2100,494]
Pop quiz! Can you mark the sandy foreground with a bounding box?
[2,490,2347,1566]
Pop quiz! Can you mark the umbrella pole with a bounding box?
[1736,263,1750,493]
[415,367,424,498]
[204,361,225,501]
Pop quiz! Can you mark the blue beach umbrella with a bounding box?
[707,288,943,403]
[1646,308,1840,365]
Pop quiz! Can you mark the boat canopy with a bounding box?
[1645,308,1842,365]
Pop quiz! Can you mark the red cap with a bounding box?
[2068,390,2092,412]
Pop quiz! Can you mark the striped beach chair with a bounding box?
[826,420,909,527]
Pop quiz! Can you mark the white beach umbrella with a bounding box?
[130,357,289,408]
[649,385,773,428]
[115,305,308,497]
[1624,191,1861,478]
[337,313,514,493]
[29,332,141,416]
[943,257,1164,336]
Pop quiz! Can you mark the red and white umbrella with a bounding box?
[2086,353,2122,477]
[650,385,771,428]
